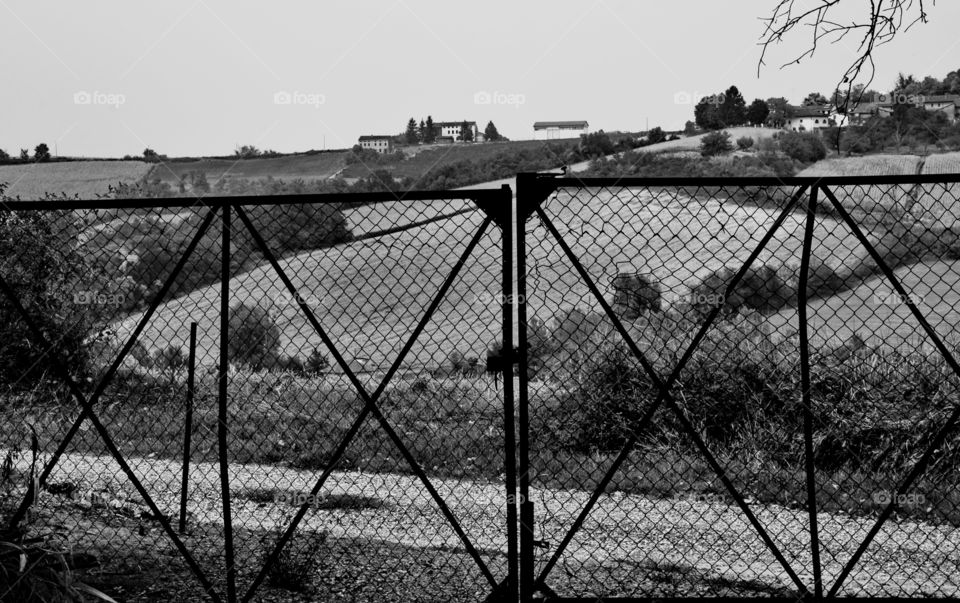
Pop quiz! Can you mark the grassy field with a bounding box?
[798,154,924,177]
[148,152,350,187]
[126,184,905,369]
[0,160,152,200]
[120,200,502,370]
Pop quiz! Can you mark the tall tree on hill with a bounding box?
[764,97,789,128]
[746,99,770,127]
[944,69,960,95]
[694,95,723,130]
[405,118,419,144]
[418,119,426,142]
[802,92,829,106]
[424,116,436,143]
[484,121,501,142]
[460,120,474,142]
[719,86,747,126]
[33,143,51,162]
[646,126,666,144]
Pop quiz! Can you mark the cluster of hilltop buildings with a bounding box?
[784,93,960,132]
[358,120,590,153]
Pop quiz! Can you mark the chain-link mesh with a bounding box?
[0,192,512,602]
[521,178,960,599]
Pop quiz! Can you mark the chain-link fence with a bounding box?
[5,174,960,602]
[0,188,516,602]
[516,173,960,600]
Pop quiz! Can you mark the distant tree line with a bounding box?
[0,143,53,164]
[402,116,504,144]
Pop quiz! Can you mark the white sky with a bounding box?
[2,0,959,158]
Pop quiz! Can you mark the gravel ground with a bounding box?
[8,450,960,601]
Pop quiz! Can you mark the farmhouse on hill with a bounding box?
[433,121,481,141]
[533,120,590,140]
[358,135,395,154]
[784,105,835,131]
[842,93,960,125]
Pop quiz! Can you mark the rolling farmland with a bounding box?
[149,151,350,187]
[0,160,152,200]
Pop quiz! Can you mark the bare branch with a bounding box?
[758,0,933,113]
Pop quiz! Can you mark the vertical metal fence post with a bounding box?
[799,185,823,599]
[515,173,534,601]
[179,321,198,534]
[500,183,520,601]
[219,205,238,603]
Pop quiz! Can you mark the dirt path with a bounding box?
[8,450,960,599]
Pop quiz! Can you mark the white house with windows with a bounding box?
[784,106,835,131]
[434,121,479,141]
[533,120,590,140]
[358,135,395,154]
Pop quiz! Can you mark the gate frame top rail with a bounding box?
[0,187,512,210]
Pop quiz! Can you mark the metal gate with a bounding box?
[0,187,518,602]
[5,172,960,601]
[514,172,960,600]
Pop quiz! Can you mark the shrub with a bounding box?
[262,518,326,594]
[778,130,827,163]
[0,204,101,387]
[306,347,330,373]
[448,350,466,372]
[228,301,282,369]
[556,343,657,452]
[700,130,733,157]
[690,263,791,314]
[736,136,754,150]
[611,273,662,319]
[446,350,480,376]
[757,137,779,156]
[579,130,616,158]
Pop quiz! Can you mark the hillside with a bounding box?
[149,151,350,186]
[0,160,152,200]
[126,186,887,369]
[567,127,782,172]
[340,138,580,180]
